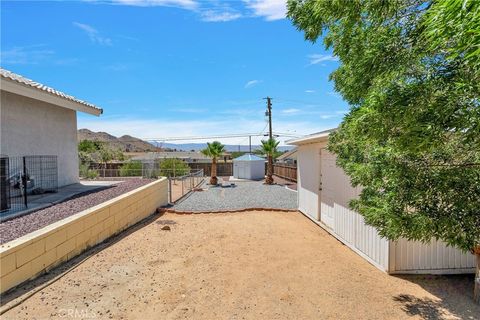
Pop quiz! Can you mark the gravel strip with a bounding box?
[173,180,297,212]
[0,179,154,245]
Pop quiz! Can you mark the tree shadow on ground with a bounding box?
[0,211,166,308]
[393,274,480,320]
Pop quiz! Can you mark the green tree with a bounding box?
[159,158,190,177]
[288,0,480,301]
[78,139,102,153]
[260,138,279,185]
[78,140,125,177]
[201,141,225,185]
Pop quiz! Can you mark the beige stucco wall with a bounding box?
[0,178,168,294]
[0,91,79,186]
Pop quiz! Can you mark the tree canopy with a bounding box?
[287,0,479,252]
[259,138,280,157]
[201,141,225,159]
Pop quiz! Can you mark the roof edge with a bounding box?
[0,69,102,116]
[286,128,337,145]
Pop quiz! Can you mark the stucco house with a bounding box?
[0,68,102,187]
[288,129,475,274]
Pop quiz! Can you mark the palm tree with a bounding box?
[201,141,225,185]
[260,138,279,185]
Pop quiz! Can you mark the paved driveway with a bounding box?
[173,180,297,211]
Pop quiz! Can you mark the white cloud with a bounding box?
[244,0,286,21]
[101,0,198,9]
[281,108,301,115]
[244,79,262,88]
[1,45,54,65]
[308,54,338,65]
[201,10,242,22]
[304,90,315,93]
[77,115,335,146]
[73,22,112,46]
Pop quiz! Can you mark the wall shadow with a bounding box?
[0,211,164,307]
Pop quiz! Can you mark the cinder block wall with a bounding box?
[0,178,168,294]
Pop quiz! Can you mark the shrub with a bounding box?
[119,161,143,177]
[159,158,189,177]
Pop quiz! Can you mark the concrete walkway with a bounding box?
[0,181,119,221]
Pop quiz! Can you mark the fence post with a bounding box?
[22,156,28,208]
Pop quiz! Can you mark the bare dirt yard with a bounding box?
[2,211,478,320]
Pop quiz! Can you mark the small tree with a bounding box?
[288,0,480,302]
[201,141,225,185]
[260,138,279,185]
[159,158,190,177]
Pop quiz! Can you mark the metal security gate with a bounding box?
[0,155,58,217]
[0,156,10,211]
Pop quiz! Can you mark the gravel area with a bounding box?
[173,180,297,212]
[0,179,154,245]
[3,211,478,320]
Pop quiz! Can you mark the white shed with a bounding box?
[288,129,476,274]
[233,154,265,180]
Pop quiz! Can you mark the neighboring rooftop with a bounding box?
[286,128,337,145]
[233,154,265,161]
[277,148,297,161]
[0,68,102,116]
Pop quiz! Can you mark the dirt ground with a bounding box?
[2,211,479,320]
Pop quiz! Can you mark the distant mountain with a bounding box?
[78,129,293,153]
[77,129,161,152]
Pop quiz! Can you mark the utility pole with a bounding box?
[249,135,252,153]
[264,97,273,140]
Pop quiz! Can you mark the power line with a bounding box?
[105,132,301,145]
[138,132,300,142]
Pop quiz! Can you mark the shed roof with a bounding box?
[0,68,102,116]
[234,154,265,161]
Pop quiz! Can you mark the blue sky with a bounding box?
[1,0,348,145]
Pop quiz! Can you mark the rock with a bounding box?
[161,226,171,231]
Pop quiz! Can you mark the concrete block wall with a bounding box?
[0,178,168,294]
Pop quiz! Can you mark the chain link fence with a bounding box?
[168,169,204,203]
[79,163,205,204]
